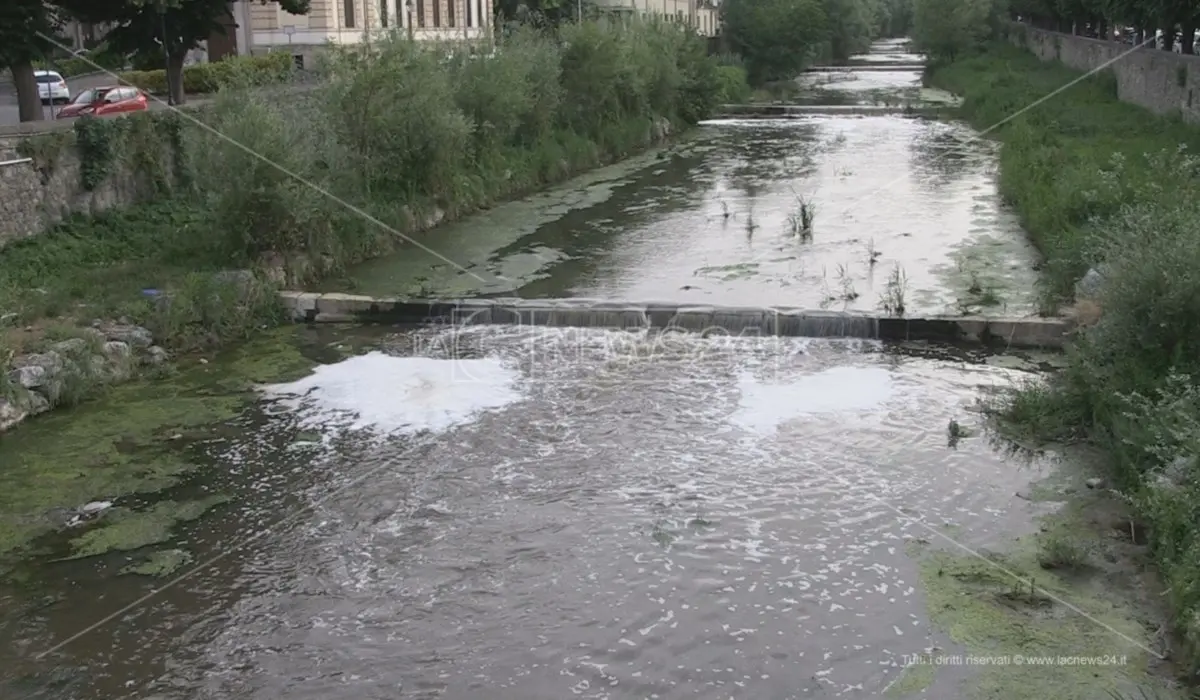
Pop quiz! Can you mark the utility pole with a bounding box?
[160,0,175,106]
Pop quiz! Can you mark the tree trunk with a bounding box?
[11,62,45,123]
[1098,18,1108,41]
[1161,26,1176,51]
[1182,24,1196,54]
[167,50,186,105]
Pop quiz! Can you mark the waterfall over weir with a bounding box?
[279,292,1072,349]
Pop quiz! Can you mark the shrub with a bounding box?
[715,64,753,104]
[118,52,295,95]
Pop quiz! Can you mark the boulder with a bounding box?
[103,324,153,349]
[8,364,47,389]
[0,398,27,431]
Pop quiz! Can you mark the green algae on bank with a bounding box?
[66,495,229,559]
[907,487,1180,700]
[885,661,936,697]
[119,548,193,577]
[0,326,320,561]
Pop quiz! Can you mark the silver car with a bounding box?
[35,70,70,104]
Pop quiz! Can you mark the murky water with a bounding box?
[338,42,1038,317]
[1,324,1069,700]
[1,41,1167,700]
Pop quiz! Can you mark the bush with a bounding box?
[182,19,725,279]
[714,64,753,103]
[118,52,295,95]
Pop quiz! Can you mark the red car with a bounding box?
[55,86,149,119]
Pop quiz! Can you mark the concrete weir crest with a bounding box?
[279,292,1073,349]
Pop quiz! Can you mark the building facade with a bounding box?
[225,0,493,65]
[591,0,720,38]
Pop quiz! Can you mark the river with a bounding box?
[0,40,1180,700]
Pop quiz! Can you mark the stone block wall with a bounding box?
[1012,24,1200,124]
[0,120,175,249]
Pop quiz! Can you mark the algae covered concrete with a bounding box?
[898,459,1183,700]
[0,326,318,565]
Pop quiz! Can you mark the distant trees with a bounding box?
[721,0,919,85]
[911,0,999,63]
[1010,0,1199,53]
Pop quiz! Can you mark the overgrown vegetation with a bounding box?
[722,0,915,85]
[0,20,735,361]
[931,40,1200,669]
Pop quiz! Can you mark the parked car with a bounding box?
[35,70,70,104]
[55,86,149,119]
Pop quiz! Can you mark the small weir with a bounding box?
[280,292,1073,348]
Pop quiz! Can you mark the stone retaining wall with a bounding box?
[278,292,1074,349]
[1011,24,1200,124]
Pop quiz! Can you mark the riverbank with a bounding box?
[930,41,1200,670]
[0,21,739,435]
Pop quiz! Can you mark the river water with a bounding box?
[336,40,1038,318]
[0,41,1174,700]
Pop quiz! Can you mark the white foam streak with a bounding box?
[260,351,523,436]
[730,366,895,434]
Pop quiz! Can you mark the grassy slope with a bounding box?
[931,41,1200,673]
[928,41,1200,306]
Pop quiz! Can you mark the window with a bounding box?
[447,0,454,27]
[433,0,440,27]
[417,0,425,27]
[344,0,356,28]
[466,0,472,27]
[35,72,63,84]
[381,0,389,27]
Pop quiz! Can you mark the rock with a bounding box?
[18,351,64,375]
[102,340,131,358]
[0,398,27,431]
[1085,477,1105,489]
[8,364,47,389]
[78,327,106,344]
[24,390,50,415]
[214,269,256,288]
[1075,267,1105,300]
[103,324,153,348]
[144,346,169,365]
[1162,454,1194,486]
[51,337,88,356]
[81,500,112,514]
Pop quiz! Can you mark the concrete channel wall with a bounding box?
[278,292,1074,349]
[1012,24,1200,124]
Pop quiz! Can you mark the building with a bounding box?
[219,0,493,66]
[592,0,720,38]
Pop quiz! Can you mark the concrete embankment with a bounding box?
[278,292,1073,349]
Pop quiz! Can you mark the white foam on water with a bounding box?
[260,351,523,436]
[730,366,895,434]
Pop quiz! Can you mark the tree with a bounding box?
[0,0,61,122]
[722,0,828,85]
[59,0,310,106]
[912,0,995,63]
[821,0,877,61]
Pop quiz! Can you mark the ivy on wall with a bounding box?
[49,112,194,193]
